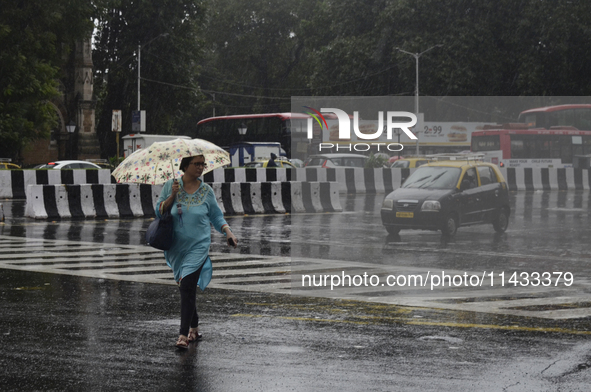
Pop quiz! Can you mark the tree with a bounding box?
[196,0,316,117]
[0,0,94,160]
[93,0,206,157]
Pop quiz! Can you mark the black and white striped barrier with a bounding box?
[501,168,591,191]
[293,167,588,193]
[203,167,591,193]
[25,183,163,220]
[291,167,412,194]
[24,182,342,219]
[203,168,292,183]
[203,167,412,194]
[0,169,112,199]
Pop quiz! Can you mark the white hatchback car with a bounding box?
[36,160,102,169]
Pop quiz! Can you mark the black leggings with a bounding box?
[178,266,203,336]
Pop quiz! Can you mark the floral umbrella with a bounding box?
[111,138,230,184]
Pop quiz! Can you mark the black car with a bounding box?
[381,161,511,236]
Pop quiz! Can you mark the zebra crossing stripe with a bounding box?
[2,234,591,319]
[0,235,293,290]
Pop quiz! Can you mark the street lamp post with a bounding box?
[66,120,76,160]
[55,120,77,160]
[396,44,443,156]
[238,123,247,140]
[66,120,77,135]
[396,130,401,158]
[137,44,141,112]
[137,33,170,112]
[237,124,248,166]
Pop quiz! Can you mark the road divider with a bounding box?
[501,167,591,191]
[7,166,589,207]
[204,167,411,194]
[24,181,342,219]
[0,169,113,199]
[293,167,590,193]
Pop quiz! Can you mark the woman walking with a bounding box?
[155,154,238,349]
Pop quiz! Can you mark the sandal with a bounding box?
[175,335,189,349]
[187,328,202,343]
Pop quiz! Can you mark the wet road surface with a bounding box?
[1,192,591,390]
[2,268,591,391]
[2,191,590,319]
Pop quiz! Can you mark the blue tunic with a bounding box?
[155,178,228,289]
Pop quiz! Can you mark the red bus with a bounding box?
[194,113,313,158]
[471,105,591,168]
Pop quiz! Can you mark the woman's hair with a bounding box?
[179,155,205,172]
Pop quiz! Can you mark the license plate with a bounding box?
[396,212,414,218]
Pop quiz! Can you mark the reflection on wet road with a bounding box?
[1,191,590,320]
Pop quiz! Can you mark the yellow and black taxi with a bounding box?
[0,162,21,170]
[389,156,432,168]
[381,160,510,236]
[0,159,21,170]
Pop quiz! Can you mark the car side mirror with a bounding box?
[460,179,471,191]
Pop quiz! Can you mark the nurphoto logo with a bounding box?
[303,107,417,152]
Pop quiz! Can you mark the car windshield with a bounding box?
[402,166,461,189]
[306,158,323,166]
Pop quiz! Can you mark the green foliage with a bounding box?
[93,0,206,157]
[0,0,95,160]
[108,155,124,169]
[5,0,591,161]
[196,0,316,115]
[364,152,388,168]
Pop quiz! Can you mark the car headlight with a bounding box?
[421,200,441,211]
[382,199,394,209]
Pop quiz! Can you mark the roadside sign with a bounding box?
[112,110,122,132]
[132,110,146,132]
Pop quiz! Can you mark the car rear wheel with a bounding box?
[441,214,458,236]
[386,226,400,235]
[493,209,509,233]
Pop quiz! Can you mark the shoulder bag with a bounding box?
[145,210,174,250]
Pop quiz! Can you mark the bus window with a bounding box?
[585,136,591,155]
[547,109,574,128]
[543,108,591,130]
[560,144,572,163]
[510,139,524,158]
[523,114,537,128]
[536,137,552,158]
[578,110,591,130]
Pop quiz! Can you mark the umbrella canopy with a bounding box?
[112,138,230,184]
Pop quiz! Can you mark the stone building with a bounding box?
[21,37,101,166]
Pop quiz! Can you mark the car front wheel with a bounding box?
[493,209,509,233]
[441,214,458,236]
